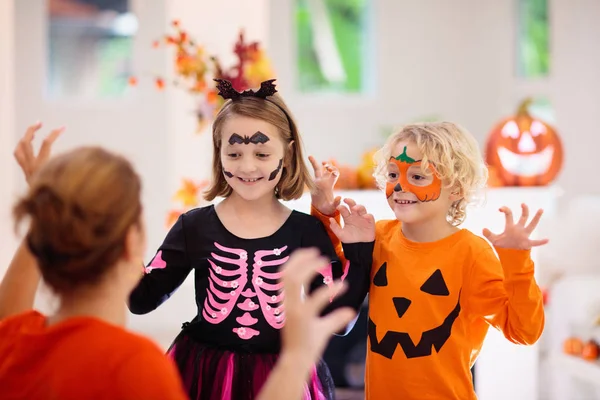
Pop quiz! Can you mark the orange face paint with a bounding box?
[385,146,442,202]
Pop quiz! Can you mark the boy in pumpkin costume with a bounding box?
[309,122,546,399]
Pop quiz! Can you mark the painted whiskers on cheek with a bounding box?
[268,159,283,181]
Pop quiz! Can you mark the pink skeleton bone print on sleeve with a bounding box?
[144,250,167,273]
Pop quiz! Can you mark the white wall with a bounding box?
[0,0,17,274]
[13,0,171,258]
[269,0,600,201]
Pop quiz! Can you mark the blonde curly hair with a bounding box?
[373,121,488,226]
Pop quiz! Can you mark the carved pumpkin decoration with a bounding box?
[485,98,563,186]
[486,166,504,188]
[563,337,584,356]
[582,340,600,361]
[357,149,378,189]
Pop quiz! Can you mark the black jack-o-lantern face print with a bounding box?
[369,263,461,359]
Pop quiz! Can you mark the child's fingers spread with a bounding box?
[333,196,342,208]
[530,238,549,247]
[308,156,322,177]
[329,218,344,239]
[525,209,544,233]
[499,206,514,226]
[344,198,357,208]
[337,204,351,219]
[482,228,498,242]
[517,203,529,226]
[353,205,367,216]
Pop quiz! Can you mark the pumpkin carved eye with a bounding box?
[501,120,520,139]
[420,269,449,296]
[530,120,547,137]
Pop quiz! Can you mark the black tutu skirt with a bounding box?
[166,330,336,400]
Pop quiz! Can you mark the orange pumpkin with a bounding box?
[357,149,378,189]
[485,98,563,186]
[486,166,504,188]
[328,159,359,190]
[563,337,584,356]
[582,340,600,361]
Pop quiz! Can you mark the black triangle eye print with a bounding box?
[373,262,388,287]
[420,269,449,296]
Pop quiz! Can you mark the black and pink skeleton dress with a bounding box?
[128,205,373,400]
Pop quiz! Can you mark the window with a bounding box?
[516,0,550,78]
[295,0,371,93]
[47,0,137,99]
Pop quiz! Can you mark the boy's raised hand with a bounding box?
[329,198,375,243]
[483,203,549,250]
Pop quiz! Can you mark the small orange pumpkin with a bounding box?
[356,149,378,189]
[485,98,563,186]
[582,340,600,361]
[563,337,584,356]
[328,159,359,190]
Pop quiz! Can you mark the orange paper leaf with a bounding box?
[172,178,209,207]
[166,209,184,228]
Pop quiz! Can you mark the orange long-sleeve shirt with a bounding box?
[0,310,188,400]
[312,208,545,399]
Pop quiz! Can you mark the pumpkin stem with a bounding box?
[517,98,534,117]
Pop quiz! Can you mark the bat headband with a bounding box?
[214,78,294,136]
[214,78,278,100]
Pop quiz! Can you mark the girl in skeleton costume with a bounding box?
[128,79,374,400]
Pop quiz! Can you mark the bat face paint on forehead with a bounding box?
[228,131,270,145]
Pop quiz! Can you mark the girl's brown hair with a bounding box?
[13,147,142,294]
[204,94,313,201]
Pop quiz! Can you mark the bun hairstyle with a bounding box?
[13,147,142,293]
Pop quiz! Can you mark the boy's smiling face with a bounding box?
[386,140,459,225]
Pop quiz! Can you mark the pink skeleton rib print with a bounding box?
[201,241,343,341]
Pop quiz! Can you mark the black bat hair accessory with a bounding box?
[213,78,278,100]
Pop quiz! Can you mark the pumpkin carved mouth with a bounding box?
[497,145,554,177]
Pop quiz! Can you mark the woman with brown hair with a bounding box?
[128,79,374,400]
[0,121,360,400]
[0,123,188,400]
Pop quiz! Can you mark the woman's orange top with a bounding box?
[0,310,188,400]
